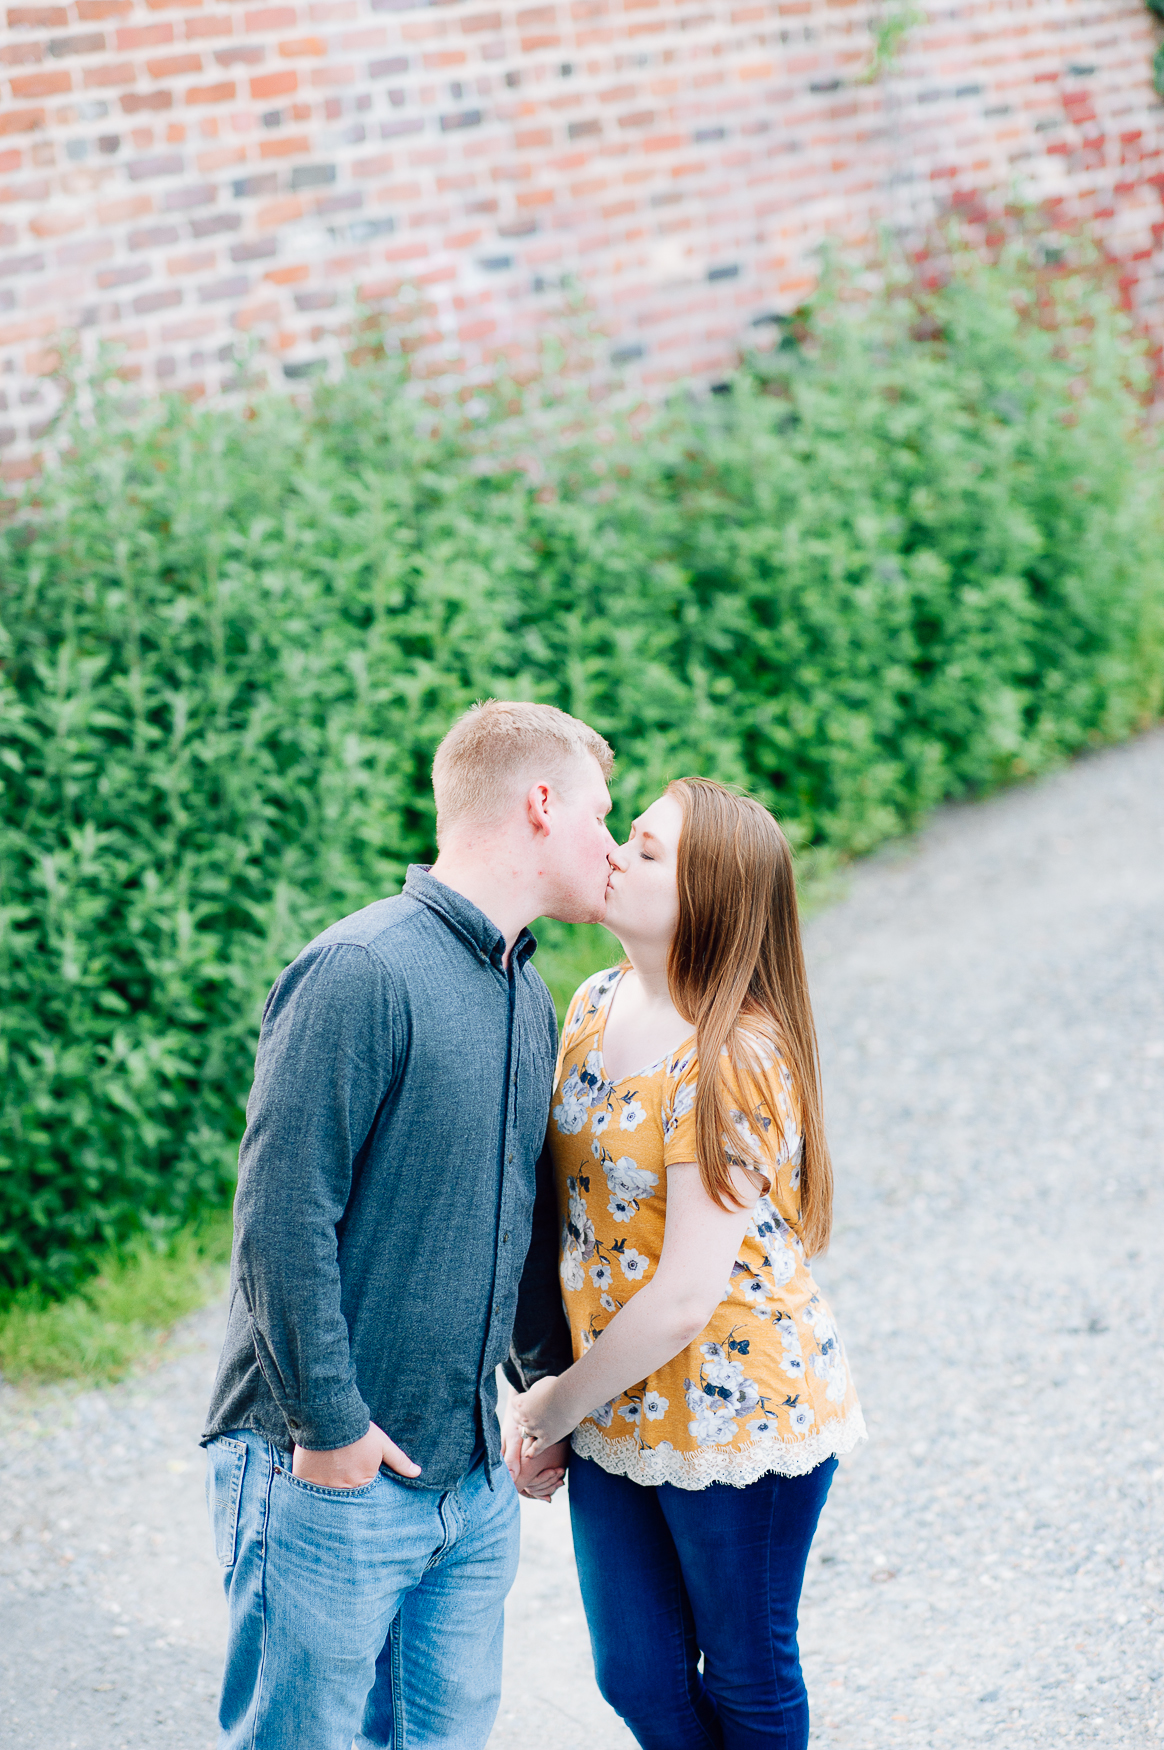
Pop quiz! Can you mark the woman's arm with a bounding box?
[510,1160,762,1455]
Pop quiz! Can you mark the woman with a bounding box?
[508,777,865,1750]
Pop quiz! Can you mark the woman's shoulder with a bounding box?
[563,964,622,1039]
[705,1018,800,1121]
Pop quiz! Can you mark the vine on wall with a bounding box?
[1149,0,1164,97]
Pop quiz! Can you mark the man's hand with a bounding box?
[292,1420,420,1489]
[500,1399,567,1504]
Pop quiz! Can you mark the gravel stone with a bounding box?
[2,728,1161,1748]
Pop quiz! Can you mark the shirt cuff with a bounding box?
[280,1389,372,1452]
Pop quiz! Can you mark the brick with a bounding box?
[97,193,152,222]
[134,287,182,312]
[0,312,56,343]
[162,181,214,208]
[255,196,302,226]
[127,154,184,180]
[147,53,202,76]
[217,46,264,66]
[198,272,248,299]
[196,145,246,170]
[1,42,44,64]
[245,6,296,28]
[128,223,180,247]
[96,261,150,287]
[166,248,215,273]
[186,81,236,103]
[259,134,310,157]
[231,236,276,260]
[294,286,335,308]
[290,162,335,188]
[77,0,132,15]
[315,190,361,213]
[189,211,241,235]
[251,70,297,97]
[232,172,278,197]
[56,239,114,266]
[83,60,136,87]
[0,252,46,275]
[122,92,174,112]
[29,208,84,235]
[185,13,233,37]
[2,457,43,483]
[0,109,45,138]
[279,36,327,56]
[47,30,106,54]
[7,6,69,22]
[11,69,71,96]
[116,22,174,47]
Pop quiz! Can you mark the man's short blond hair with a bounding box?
[432,700,614,841]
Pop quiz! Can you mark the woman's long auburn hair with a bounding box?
[666,777,833,1258]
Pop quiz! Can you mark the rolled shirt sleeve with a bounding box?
[232,942,397,1451]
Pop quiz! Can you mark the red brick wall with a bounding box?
[3,0,1163,476]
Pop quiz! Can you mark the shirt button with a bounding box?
[502,1232,509,1244]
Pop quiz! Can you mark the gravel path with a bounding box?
[2,729,1161,1749]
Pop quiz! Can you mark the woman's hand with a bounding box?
[500,1397,569,1502]
[509,1375,577,1458]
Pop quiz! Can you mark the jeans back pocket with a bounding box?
[205,1436,248,1568]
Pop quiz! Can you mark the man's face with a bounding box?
[541,756,617,924]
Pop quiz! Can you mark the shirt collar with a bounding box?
[404,866,538,971]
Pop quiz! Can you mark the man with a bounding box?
[202,699,615,1750]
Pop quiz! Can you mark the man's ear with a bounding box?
[526,781,553,836]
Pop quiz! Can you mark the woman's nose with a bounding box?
[608,841,630,872]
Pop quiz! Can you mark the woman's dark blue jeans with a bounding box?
[568,1452,837,1750]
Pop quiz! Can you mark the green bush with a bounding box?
[2,231,1162,1300]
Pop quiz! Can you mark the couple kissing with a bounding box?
[202,698,865,1750]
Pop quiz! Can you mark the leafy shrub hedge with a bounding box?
[2,235,1162,1299]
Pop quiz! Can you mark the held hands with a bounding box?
[508,1374,576,1459]
[292,1420,421,1489]
[500,1394,568,1504]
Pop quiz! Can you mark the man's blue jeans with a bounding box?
[205,1430,520,1750]
[569,1452,837,1750]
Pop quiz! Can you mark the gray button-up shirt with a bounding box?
[202,866,569,1490]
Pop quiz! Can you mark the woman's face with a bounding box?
[603,791,683,954]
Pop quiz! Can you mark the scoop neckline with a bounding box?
[593,966,696,1088]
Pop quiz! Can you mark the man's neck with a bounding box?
[428,844,542,967]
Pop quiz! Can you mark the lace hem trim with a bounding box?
[570,1406,867,1490]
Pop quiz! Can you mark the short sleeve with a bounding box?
[662,1049,700,1166]
[662,1032,802,1184]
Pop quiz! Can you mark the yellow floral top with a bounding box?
[549,967,866,1489]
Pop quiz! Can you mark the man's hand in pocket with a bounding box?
[292,1421,420,1489]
